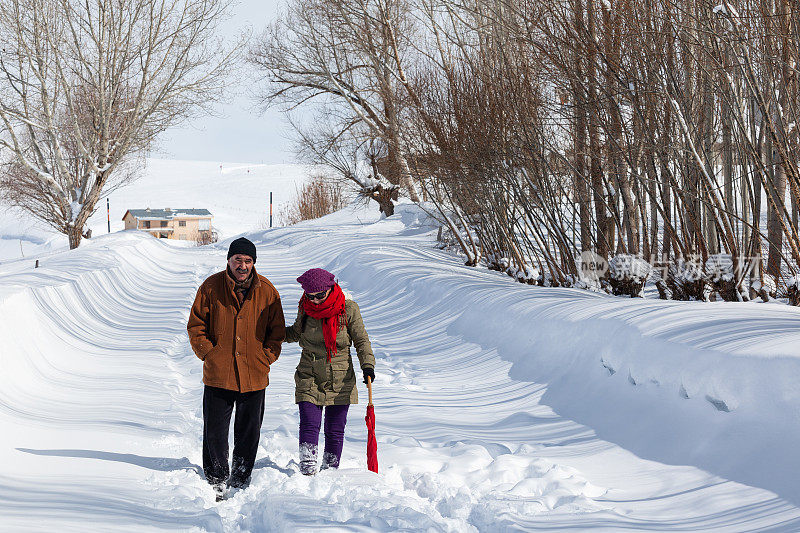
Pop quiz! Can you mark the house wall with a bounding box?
[173,218,196,240]
[171,217,212,241]
[123,213,212,241]
[123,214,137,230]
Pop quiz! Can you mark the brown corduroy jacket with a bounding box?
[187,267,285,392]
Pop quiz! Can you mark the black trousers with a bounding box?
[202,385,265,486]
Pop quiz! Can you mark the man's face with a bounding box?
[228,254,254,281]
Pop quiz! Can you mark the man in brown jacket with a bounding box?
[187,237,285,497]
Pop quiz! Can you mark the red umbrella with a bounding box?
[365,376,378,473]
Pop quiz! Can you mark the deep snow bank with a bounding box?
[1,199,799,530]
[267,202,800,507]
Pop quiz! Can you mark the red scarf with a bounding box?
[301,284,346,362]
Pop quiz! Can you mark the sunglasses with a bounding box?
[306,290,328,301]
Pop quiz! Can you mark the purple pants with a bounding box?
[299,401,349,470]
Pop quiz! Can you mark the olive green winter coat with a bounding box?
[286,299,374,406]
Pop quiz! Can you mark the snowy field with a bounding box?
[0,158,310,261]
[1,163,800,531]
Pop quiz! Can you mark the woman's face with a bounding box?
[306,287,331,303]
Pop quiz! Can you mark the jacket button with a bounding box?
[235,352,240,356]
[236,336,240,340]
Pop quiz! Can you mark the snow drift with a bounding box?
[0,200,799,531]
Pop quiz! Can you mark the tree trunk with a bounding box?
[587,0,608,258]
[382,85,421,203]
[766,162,787,278]
[67,225,82,250]
[572,0,590,252]
[699,8,718,255]
[661,34,676,260]
[392,149,421,203]
[603,4,637,254]
[766,65,788,279]
[751,110,763,261]
[722,85,734,216]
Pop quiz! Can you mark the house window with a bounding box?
[143,221,150,228]
[179,220,186,227]
[199,219,210,231]
[160,220,168,228]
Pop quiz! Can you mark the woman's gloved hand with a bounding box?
[362,367,375,384]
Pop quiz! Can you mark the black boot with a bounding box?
[228,455,251,489]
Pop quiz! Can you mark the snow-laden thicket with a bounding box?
[252,0,800,303]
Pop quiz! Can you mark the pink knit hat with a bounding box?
[297,268,336,294]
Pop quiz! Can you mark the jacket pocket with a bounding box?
[204,343,220,359]
[252,347,270,373]
[203,344,224,378]
[294,359,317,392]
[330,358,355,394]
[261,347,278,365]
[198,341,215,361]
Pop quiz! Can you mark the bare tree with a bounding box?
[249,0,800,301]
[249,0,421,202]
[290,113,401,215]
[0,0,239,248]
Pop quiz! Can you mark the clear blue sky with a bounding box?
[158,0,293,165]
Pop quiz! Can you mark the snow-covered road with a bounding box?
[2,202,800,531]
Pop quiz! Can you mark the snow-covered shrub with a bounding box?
[654,278,671,300]
[666,256,707,301]
[572,276,605,293]
[485,254,541,286]
[485,253,510,272]
[705,254,733,283]
[649,264,671,300]
[436,225,480,260]
[765,275,778,294]
[513,264,539,285]
[746,274,775,302]
[704,254,742,301]
[784,275,799,306]
[576,250,608,284]
[538,271,554,287]
[607,254,651,297]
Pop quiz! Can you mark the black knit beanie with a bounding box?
[227,237,257,262]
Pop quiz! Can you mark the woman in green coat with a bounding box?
[285,268,375,475]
